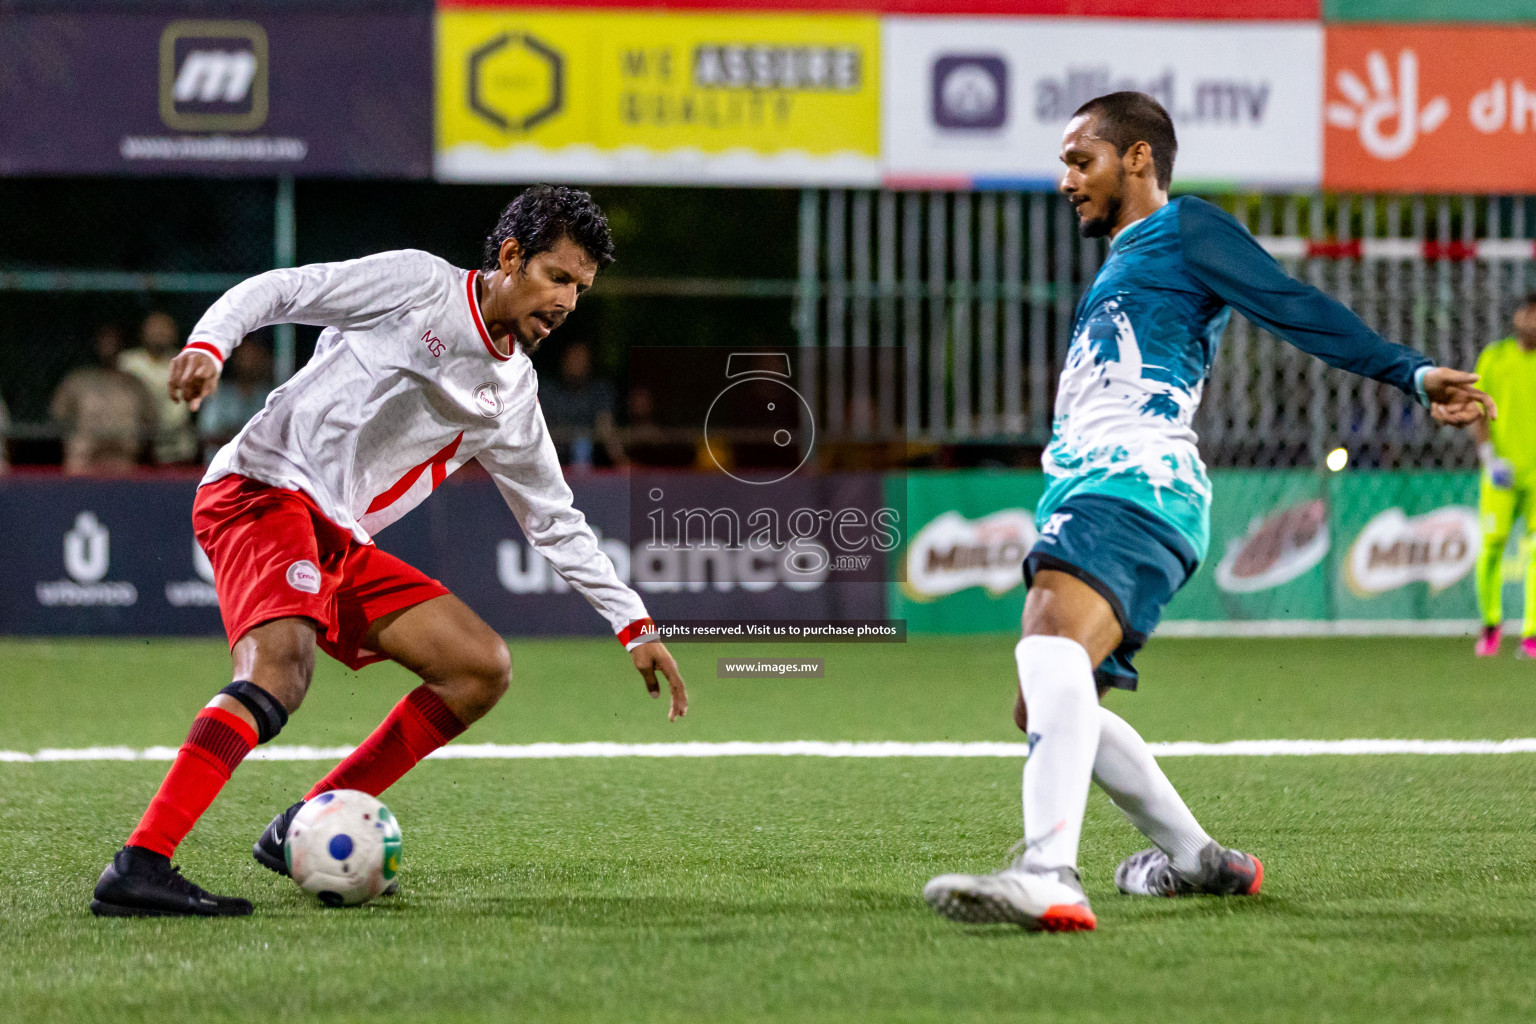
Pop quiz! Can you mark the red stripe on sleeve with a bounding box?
[617,618,657,647]
[183,341,225,367]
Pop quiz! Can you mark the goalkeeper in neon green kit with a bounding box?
[1473,293,1536,658]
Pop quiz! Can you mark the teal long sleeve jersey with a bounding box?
[1038,196,1433,561]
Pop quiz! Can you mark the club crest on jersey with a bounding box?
[474,381,502,418]
[286,559,321,594]
[1040,512,1073,539]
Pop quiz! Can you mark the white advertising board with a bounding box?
[882,18,1322,189]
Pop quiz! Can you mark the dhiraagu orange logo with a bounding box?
[436,8,879,184]
[1324,26,1536,192]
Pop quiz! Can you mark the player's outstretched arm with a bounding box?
[631,640,688,721]
[1178,198,1438,401]
[180,250,442,377]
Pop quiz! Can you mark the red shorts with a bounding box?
[193,474,450,670]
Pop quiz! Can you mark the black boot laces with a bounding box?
[158,862,213,900]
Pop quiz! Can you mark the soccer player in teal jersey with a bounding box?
[924,92,1494,932]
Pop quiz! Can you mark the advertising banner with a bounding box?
[0,11,432,178]
[892,469,1505,633]
[451,474,889,636]
[0,479,227,636]
[0,474,885,638]
[1327,471,1480,621]
[624,346,905,595]
[889,470,1045,634]
[1324,27,1536,193]
[881,18,1322,190]
[1165,471,1331,621]
[436,7,881,185]
[0,471,1508,637]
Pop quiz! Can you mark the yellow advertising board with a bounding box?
[436,9,880,184]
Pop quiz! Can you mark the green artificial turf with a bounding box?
[1,636,1535,1023]
[7,634,1536,749]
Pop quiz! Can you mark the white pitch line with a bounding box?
[2,739,1536,763]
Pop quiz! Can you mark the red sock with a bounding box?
[127,707,257,858]
[306,685,466,800]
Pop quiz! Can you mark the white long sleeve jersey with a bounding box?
[186,248,656,650]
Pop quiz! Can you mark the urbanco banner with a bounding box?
[435,7,881,185]
[0,10,432,178]
[0,478,221,636]
[881,18,1322,190]
[0,474,885,638]
[1324,27,1536,193]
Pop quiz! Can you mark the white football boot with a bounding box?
[1114,841,1263,897]
[924,862,1096,931]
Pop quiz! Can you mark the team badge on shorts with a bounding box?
[473,381,502,418]
[286,559,321,594]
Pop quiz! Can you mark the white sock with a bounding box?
[1016,636,1101,873]
[1092,707,1211,875]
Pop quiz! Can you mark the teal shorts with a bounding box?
[1024,494,1199,691]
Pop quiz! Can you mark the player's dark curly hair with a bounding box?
[1072,91,1178,190]
[482,184,616,272]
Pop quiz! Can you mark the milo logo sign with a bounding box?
[1215,499,1330,594]
[903,509,1036,600]
[1343,506,1479,596]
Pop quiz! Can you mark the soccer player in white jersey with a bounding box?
[922,93,1493,931]
[92,186,688,917]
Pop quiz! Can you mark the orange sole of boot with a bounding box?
[1039,903,1097,932]
[1244,856,1264,895]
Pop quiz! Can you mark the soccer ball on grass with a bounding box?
[285,789,401,907]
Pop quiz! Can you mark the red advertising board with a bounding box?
[1325,26,1536,193]
[437,0,1317,17]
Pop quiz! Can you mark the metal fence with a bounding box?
[796,189,1536,469]
[6,182,1531,471]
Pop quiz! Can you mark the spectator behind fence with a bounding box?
[120,311,198,464]
[50,325,156,476]
[198,338,274,461]
[539,339,626,469]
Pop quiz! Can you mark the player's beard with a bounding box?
[515,318,546,354]
[1077,170,1125,239]
[516,310,565,353]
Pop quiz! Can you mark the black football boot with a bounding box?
[90,846,252,917]
[252,799,306,876]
